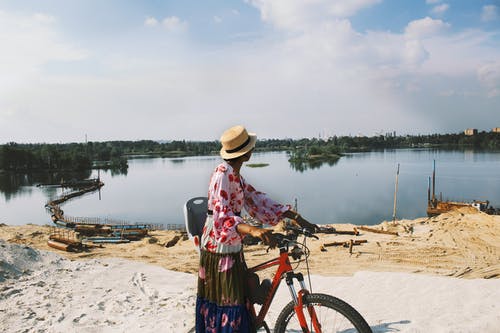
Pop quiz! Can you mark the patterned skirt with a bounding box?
[196,250,255,333]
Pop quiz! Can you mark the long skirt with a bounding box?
[196,250,254,333]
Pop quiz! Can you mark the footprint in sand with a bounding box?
[131,272,159,301]
[72,313,86,323]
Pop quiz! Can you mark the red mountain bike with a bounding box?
[247,224,372,333]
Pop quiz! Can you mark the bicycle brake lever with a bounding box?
[301,228,319,239]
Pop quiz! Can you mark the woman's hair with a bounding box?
[223,156,241,162]
[223,149,253,162]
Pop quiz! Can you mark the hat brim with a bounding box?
[220,133,257,159]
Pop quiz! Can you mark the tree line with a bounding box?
[1,132,499,172]
[286,131,500,155]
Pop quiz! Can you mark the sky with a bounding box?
[0,0,499,143]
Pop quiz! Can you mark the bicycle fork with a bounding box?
[285,272,322,333]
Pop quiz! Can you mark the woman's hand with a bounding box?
[282,210,319,232]
[236,224,276,247]
[295,215,318,232]
[250,228,276,247]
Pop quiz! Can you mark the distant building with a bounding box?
[493,127,500,133]
[464,128,478,136]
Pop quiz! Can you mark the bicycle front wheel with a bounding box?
[274,293,372,333]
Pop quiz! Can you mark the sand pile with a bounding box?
[0,239,197,332]
[1,208,498,279]
[0,239,499,332]
[1,209,499,332]
[0,239,61,282]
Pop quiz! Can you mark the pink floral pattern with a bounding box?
[221,313,229,327]
[202,162,289,252]
[198,266,206,280]
[218,256,235,272]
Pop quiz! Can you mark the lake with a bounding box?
[1,149,499,227]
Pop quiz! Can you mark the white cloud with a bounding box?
[477,61,500,97]
[144,16,188,32]
[481,5,498,22]
[33,13,56,24]
[213,15,222,24]
[2,3,500,142]
[404,39,429,66]
[248,0,381,31]
[405,17,450,39]
[426,0,441,4]
[438,89,455,97]
[162,16,188,32]
[431,4,449,15]
[144,16,159,27]
[0,10,87,90]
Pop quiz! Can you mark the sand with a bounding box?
[1,207,499,332]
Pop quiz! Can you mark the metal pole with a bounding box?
[392,163,400,223]
[428,177,431,206]
[432,160,436,202]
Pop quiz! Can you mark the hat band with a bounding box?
[225,136,251,154]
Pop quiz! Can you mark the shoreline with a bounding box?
[1,207,499,279]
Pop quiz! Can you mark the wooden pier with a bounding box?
[44,178,182,250]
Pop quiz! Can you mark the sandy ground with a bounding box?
[1,208,499,332]
[1,207,499,280]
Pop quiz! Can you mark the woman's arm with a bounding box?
[240,178,290,225]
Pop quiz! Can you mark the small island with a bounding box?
[287,145,342,171]
[246,163,270,168]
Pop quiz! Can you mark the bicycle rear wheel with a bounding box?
[274,293,372,333]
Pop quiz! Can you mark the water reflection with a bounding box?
[288,156,340,172]
[109,168,128,177]
[0,170,92,201]
[2,150,500,227]
[0,173,34,201]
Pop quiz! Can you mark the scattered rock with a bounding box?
[165,235,181,248]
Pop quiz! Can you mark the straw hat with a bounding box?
[219,125,257,159]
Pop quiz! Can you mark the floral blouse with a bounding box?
[201,162,290,253]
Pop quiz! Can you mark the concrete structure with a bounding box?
[464,128,478,136]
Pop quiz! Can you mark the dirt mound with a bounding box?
[0,239,61,282]
[1,211,499,279]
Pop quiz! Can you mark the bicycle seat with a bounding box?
[183,196,208,251]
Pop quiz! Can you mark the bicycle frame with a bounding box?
[247,245,321,332]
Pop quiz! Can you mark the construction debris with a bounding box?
[317,226,359,235]
[320,239,368,252]
[165,235,181,248]
[43,178,166,250]
[358,226,398,236]
[323,239,368,248]
[47,229,84,252]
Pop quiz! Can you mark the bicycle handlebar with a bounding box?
[282,224,319,239]
[271,224,318,250]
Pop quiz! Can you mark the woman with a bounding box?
[196,125,317,333]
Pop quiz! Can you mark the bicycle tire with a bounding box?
[274,293,372,333]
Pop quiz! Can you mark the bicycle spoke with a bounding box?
[274,294,372,333]
[289,304,358,332]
